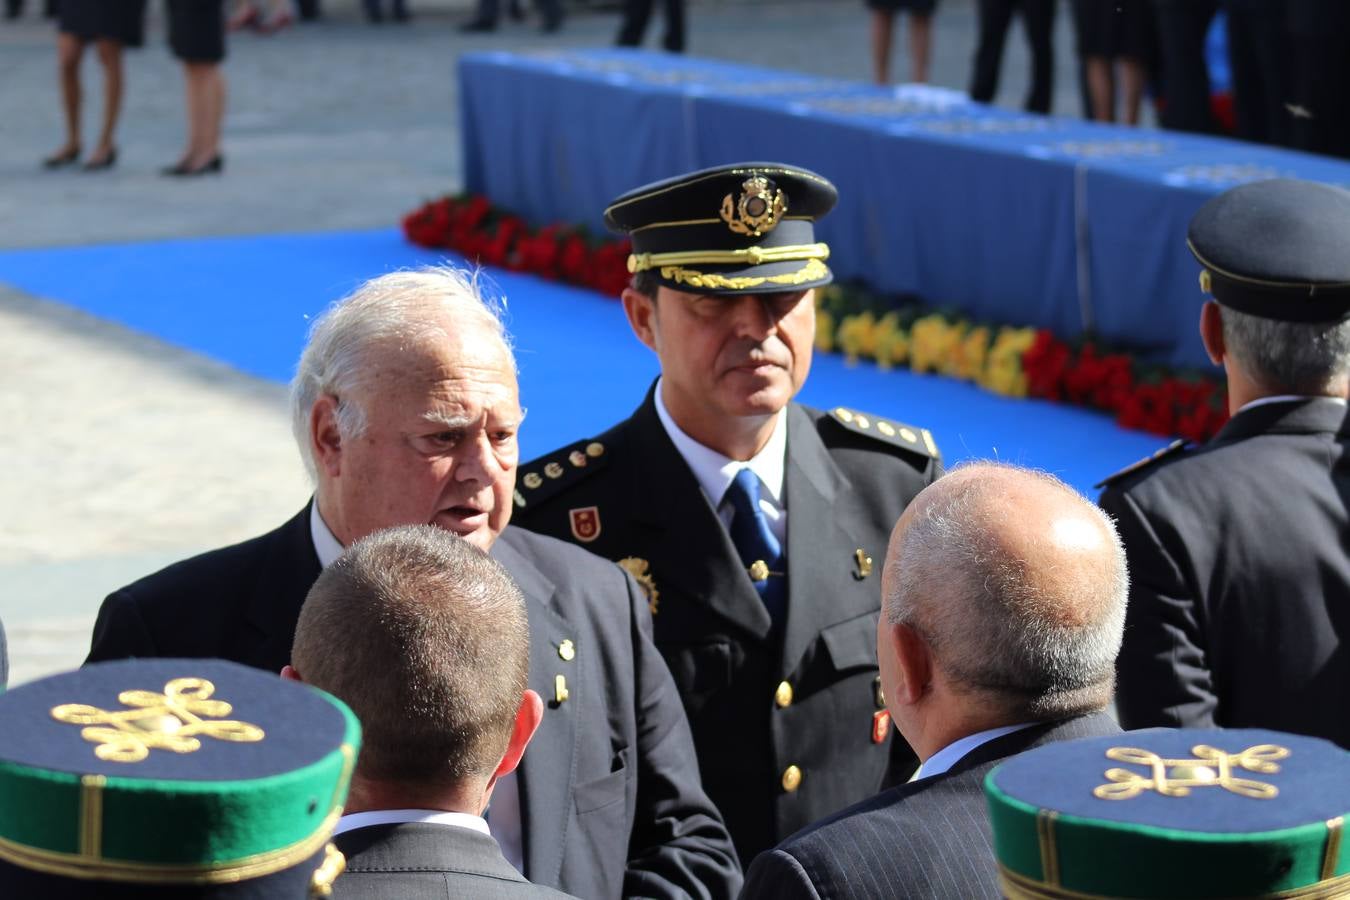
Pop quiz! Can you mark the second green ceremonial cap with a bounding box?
[0,658,361,899]
[985,728,1350,899]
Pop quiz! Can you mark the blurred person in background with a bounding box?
[228,0,295,33]
[43,0,148,171]
[1225,0,1287,145]
[1285,0,1350,158]
[969,0,1056,114]
[1149,0,1217,132]
[868,0,936,84]
[164,0,227,176]
[1070,0,1155,124]
[616,0,684,53]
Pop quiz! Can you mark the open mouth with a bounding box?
[438,505,488,530]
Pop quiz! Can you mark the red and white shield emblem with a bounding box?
[570,507,601,543]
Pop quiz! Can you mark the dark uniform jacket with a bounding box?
[1099,397,1350,748]
[738,712,1121,899]
[86,511,743,900]
[333,823,577,900]
[512,387,942,862]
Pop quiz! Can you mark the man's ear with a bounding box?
[280,664,302,682]
[1199,300,1226,368]
[888,622,933,707]
[621,287,659,353]
[310,396,344,478]
[492,689,544,782]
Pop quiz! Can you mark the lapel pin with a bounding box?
[558,639,575,661]
[853,549,873,580]
[554,674,570,705]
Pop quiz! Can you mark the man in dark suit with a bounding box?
[512,163,942,863]
[740,462,1126,898]
[968,0,1057,114]
[86,267,740,899]
[1099,179,1350,748]
[286,525,574,899]
[1150,0,1218,133]
[1285,0,1350,158]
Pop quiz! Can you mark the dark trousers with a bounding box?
[295,0,320,19]
[1150,0,1218,132]
[473,0,559,26]
[362,0,408,20]
[616,0,686,53]
[1225,3,1287,144]
[969,0,1057,114]
[1287,33,1350,159]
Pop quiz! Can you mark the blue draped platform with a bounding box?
[460,49,1350,370]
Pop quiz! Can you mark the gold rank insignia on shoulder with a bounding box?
[515,440,609,511]
[618,557,660,616]
[1094,439,1188,490]
[721,176,787,237]
[829,406,940,460]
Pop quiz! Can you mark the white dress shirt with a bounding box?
[333,808,491,837]
[913,723,1037,780]
[309,504,526,874]
[653,378,789,543]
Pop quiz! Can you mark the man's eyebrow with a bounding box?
[421,412,475,429]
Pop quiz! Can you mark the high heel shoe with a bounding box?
[162,154,224,177]
[83,147,117,171]
[42,146,80,169]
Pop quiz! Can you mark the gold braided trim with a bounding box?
[999,864,1350,900]
[658,258,830,291]
[0,743,356,885]
[1037,810,1061,887]
[628,242,830,274]
[78,775,105,860]
[1324,817,1344,882]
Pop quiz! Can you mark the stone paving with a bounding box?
[0,0,1097,685]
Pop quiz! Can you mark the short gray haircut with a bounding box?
[289,266,513,480]
[293,524,530,785]
[1220,306,1350,396]
[885,463,1128,720]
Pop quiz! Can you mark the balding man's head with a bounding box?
[882,463,1127,721]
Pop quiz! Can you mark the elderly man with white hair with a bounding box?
[86,266,741,900]
[740,462,1125,899]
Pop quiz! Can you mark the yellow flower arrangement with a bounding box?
[910,314,967,375]
[815,308,836,352]
[953,325,991,381]
[836,311,877,364]
[873,312,909,370]
[980,327,1038,397]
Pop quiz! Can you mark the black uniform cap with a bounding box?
[605,162,838,296]
[1188,178,1350,322]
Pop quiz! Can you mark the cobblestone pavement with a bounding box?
[0,0,1089,684]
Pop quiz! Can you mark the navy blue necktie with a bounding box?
[724,468,786,627]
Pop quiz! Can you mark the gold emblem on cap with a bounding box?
[569,450,587,468]
[51,677,265,763]
[523,472,543,489]
[559,639,576,661]
[748,560,770,581]
[720,176,788,237]
[618,557,660,616]
[544,462,565,479]
[1093,744,1289,801]
[586,442,606,458]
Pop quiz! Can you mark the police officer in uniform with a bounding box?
[1099,178,1350,749]
[513,162,943,862]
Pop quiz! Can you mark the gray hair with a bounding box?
[1220,305,1350,395]
[293,524,530,785]
[885,463,1128,720]
[289,266,513,480]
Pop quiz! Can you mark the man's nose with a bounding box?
[731,295,778,340]
[455,432,505,483]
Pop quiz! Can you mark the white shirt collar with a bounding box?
[310,501,345,570]
[652,378,788,509]
[1237,394,1347,414]
[333,809,490,837]
[914,723,1038,780]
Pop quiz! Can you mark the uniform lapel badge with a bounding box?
[853,548,873,580]
[618,557,660,616]
[569,507,601,543]
[872,709,891,744]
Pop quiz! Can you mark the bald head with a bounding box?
[883,463,1127,720]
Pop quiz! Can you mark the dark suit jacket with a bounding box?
[333,823,575,900]
[513,388,941,862]
[87,513,741,900]
[1099,398,1350,748]
[739,712,1122,899]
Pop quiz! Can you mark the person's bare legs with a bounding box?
[870,9,894,84]
[1119,57,1146,125]
[908,12,932,83]
[178,62,225,169]
[87,39,123,164]
[49,32,84,161]
[1083,55,1114,121]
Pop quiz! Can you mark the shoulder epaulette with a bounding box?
[825,406,941,460]
[515,439,610,511]
[1093,439,1188,490]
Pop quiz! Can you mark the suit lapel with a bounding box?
[781,405,874,672]
[242,504,321,672]
[491,530,578,887]
[626,390,773,641]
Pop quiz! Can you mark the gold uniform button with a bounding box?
[834,407,854,423]
[748,559,770,581]
[781,765,803,793]
[774,681,793,708]
[586,441,605,458]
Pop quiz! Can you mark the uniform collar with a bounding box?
[310,501,345,569]
[652,377,788,508]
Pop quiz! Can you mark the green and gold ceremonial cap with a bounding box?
[985,728,1350,899]
[1189,178,1350,323]
[605,162,837,295]
[0,658,361,899]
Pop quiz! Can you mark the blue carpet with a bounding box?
[0,228,1164,496]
